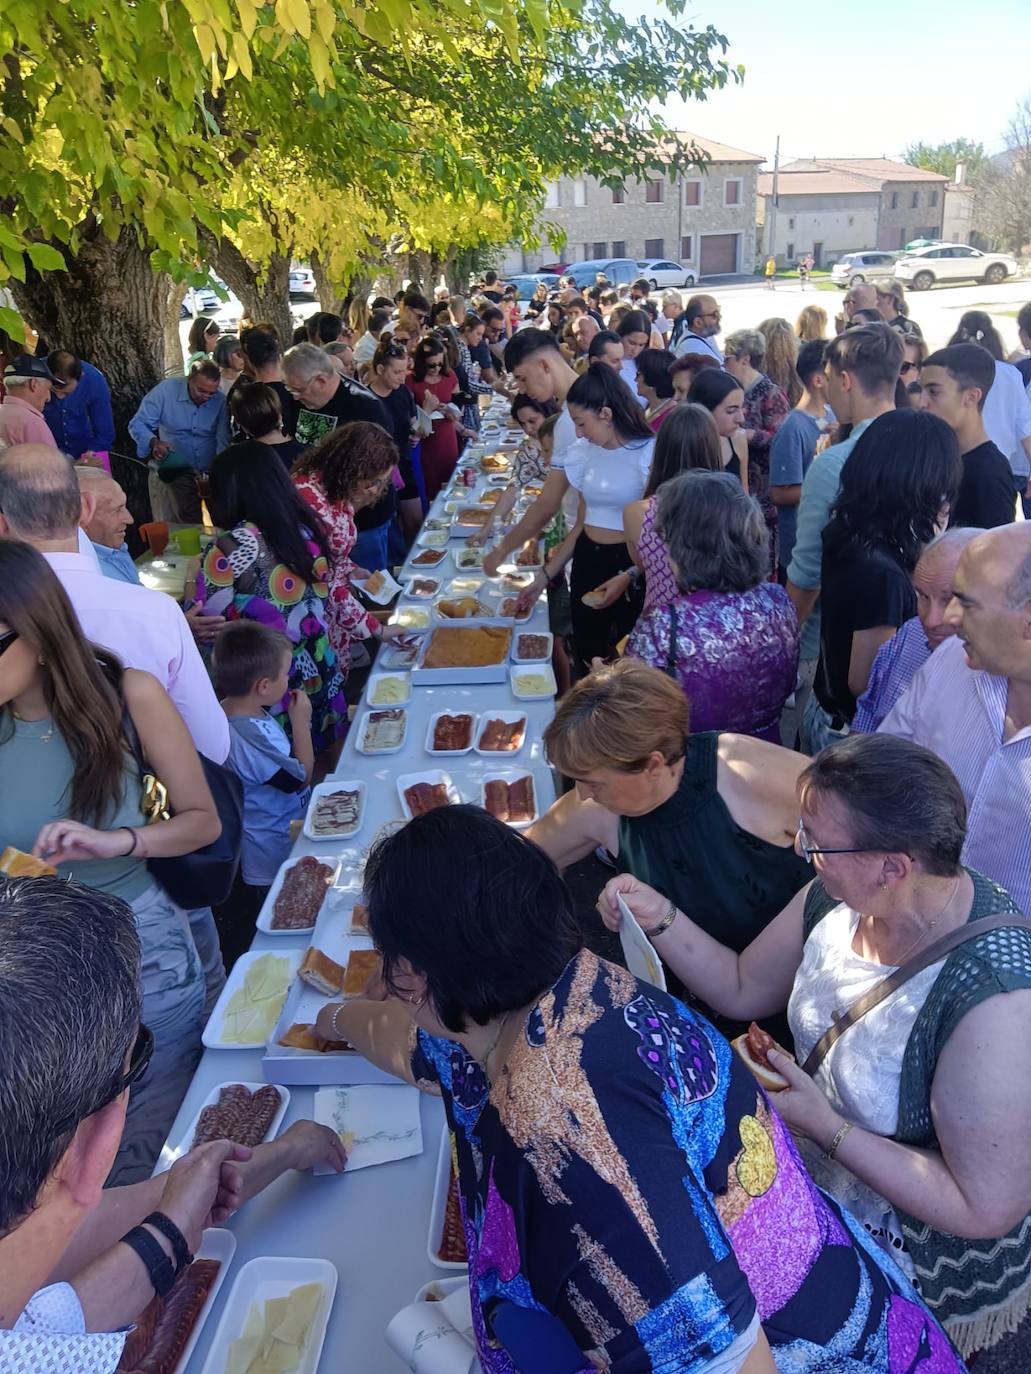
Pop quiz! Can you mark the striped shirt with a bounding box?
[879,635,1031,917]
[851,617,930,733]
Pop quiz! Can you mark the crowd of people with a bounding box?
[2,264,1031,1372]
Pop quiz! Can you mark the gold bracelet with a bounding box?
[823,1120,853,1161]
[646,900,677,940]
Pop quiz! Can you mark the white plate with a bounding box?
[427,1126,467,1270]
[379,638,424,671]
[153,1083,291,1174]
[473,711,528,756]
[431,597,502,627]
[367,671,413,707]
[501,543,544,573]
[256,854,343,932]
[512,629,554,664]
[444,576,485,597]
[510,664,557,699]
[354,707,409,755]
[406,547,448,572]
[425,710,479,756]
[452,547,485,570]
[480,770,539,829]
[397,769,461,820]
[302,780,367,844]
[202,949,302,1050]
[388,605,432,633]
[198,1255,337,1374]
[417,528,449,548]
[399,576,442,599]
[352,568,402,605]
[132,1228,236,1374]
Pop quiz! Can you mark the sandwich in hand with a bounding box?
[731,1021,790,1092]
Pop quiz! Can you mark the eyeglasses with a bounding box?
[0,629,20,658]
[900,361,920,375]
[53,1023,154,1136]
[797,819,880,864]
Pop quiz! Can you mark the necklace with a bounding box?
[12,710,54,743]
[478,1011,512,1074]
[867,875,963,968]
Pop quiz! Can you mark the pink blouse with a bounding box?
[294,475,378,661]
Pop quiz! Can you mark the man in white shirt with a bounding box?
[0,878,344,1371]
[672,295,724,362]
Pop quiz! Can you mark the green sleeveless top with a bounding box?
[804,871,1031,1354]
[0,716,149,902]
[616,731,811,953]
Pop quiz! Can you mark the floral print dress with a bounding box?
[743,373,790,572]
[294,474,379,665]
[411,949,962,1374]
[195,521,346,751]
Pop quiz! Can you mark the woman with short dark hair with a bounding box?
[321,801,967,1374]
[603,731,1031,1359]
[633,347,677,430]
[226,380,303,472]
[626,470,799,740]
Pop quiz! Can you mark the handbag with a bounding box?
[120,700,243,910]
[801,912,1022,1078]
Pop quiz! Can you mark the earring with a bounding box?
[38,657,46,667]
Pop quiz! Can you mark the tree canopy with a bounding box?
[902,138,988,182]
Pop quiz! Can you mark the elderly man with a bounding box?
[842,280,878,327]
[43,350,116,460]
[573,313,600,359]
[281,342,387,449]
[0,877,344,1368]
[128,359,230,522]
[76,466,139,584]
[880,523,1031,918]
[672,294,723,363]
[852,527,982,731]
[658,290,686,347]
[0,353,64,448]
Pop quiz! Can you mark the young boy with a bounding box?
[211,621,313,967]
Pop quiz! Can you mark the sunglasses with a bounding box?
[53,1023,154,1136]
[0,629,19,658]
[900,361,920,375]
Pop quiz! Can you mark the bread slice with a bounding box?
[298,947,345,997]
[342,949,383,998]
[0,846,57,878]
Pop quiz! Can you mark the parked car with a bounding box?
[893,243,1019,290]
[565,257,639,289]
[537,262,569,275]
[507,273,561,301]
[829,252,898,288]
[180,285,221,319]
[636,259,697,290]
[289,264,317,299]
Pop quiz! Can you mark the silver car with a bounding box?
[830,251,898,288]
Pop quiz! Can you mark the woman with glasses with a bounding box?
[406,335,471,500]
[601,731,1031,1361]
[900,335,927,397]
[0,540,217,1182]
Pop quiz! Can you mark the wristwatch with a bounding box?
[646,899,677,940]
[121,1224,177,1297]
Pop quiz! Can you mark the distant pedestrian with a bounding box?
[798,253,814,290]
[764,256,777,289]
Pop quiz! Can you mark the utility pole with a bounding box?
[767,134,781,266]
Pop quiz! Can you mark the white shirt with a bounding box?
[673,331,724,363]
[982,360,1031,477]
[619,357,646,406]
[563,437,655,531]
[43,552,230,763]
[3,1282,125,1373]
[353,331,379,367]
[547,404,580,471]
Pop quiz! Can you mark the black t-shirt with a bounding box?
[285,376,389,450]
[226,436,303,473]
[480,288,504,304]
[364,384,418,509]
[817,536,915,723]
[226,378,295,437]
[953,440,1017,528]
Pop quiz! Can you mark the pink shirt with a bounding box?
[0,395,57,450]
[42,552,230,763]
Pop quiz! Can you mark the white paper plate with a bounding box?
[379,638,424,671]
[256,854,342,933]
[473,711,528,756]
[143,1228,236,1374]
[397,770,461,820]
[352,569,402,605]
[425,710,479,756]
[303,779,367,843]
[480,770,539,829]
[354,708,409,755]
[511,629,554,664]
[617,893,668,991]
[388,605,432,633]
[153,1083,290,1175]
[398,575,442,599]
[427,1126,468,1270]
[367,671,413,707]
[510,664,558,700]
[417,528,449,548]
[198,1255,337,1374]
[202,949,302,1050]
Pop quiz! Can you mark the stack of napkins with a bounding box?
[386,1281,483,1374]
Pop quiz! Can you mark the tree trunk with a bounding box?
[204,233,293,343]
[165,280,188,375]
[311,253,344,316]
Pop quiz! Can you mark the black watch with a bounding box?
[121,1224,176,1297]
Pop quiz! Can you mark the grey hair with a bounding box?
[213,335,242,368]
[874,276,905,305]
[0,877,141,1234]
[917,525,984,571]
[655,469,769,592]
[187,358,220,383]
[282,342,335,384]
[3,376,36,388]
[0,445,81,538]
[723,328,766,365]
[1005,553,1031,609]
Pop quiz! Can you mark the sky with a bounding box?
[624,0,1031,167]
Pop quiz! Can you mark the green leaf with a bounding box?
[26,242,66,271]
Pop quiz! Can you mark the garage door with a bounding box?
[700,233,738,276]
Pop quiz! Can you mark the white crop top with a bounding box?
[564,437,655,531]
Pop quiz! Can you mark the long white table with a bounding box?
[181,431,557,1371]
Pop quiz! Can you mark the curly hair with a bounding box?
[292,420,398,507]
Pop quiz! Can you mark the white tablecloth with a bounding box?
[181,444,557,1371]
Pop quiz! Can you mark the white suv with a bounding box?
[894,243,1018,290]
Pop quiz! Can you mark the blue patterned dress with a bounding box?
[412,950,963,1373]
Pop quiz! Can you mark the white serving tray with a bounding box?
[396,769,462,820]
[151,1228,237,1374]
[451,546,486,571]
[352,568,402,605]
[480,769,539,830]
[410,626,513,687]
[256,854,342,934]
[366,671,414,707]
[417,528,449,548]
[427,1125,468,1270]
[473,710,528,756]
[354,708,409,755]
[425,710,479,756]
[402,546,449,576]
[398,575,442,599]
[303,779,367,844]
[510,663,558,700]
[202,949,303,1051]
[511,628,554,664]
[153,1083,290,1175]
[198,1255,336,1374]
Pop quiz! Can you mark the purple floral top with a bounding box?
[627,582,799,742]
[638,496,679,615]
